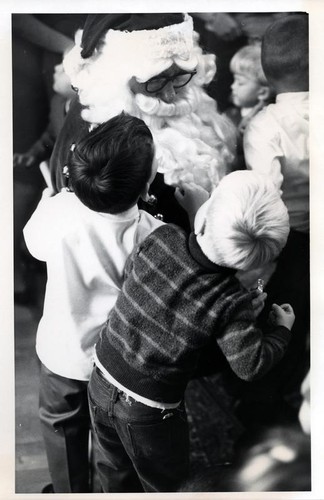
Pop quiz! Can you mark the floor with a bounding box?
[14,272,51,494]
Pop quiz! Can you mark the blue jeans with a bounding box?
[88,366,190,492]
[39,363,91,492]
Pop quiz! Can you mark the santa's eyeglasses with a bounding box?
[145,69,197,93]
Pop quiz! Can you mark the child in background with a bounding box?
[298,371,310,435]
[14,62,75,302]
[88,170,295,493]
[244,15,309,232]
[181,423,311,492]
[236,14,309,427]
[226,44,273,170]
[229,44,272,134]
[13,62,75,170]
[219,424,311,492]
[23,113,164,493]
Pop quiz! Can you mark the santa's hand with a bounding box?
[175,182,209,216]
[175,182,209,230]
[206,13,243,41]
[268,303,295,330]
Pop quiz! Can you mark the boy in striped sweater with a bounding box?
[88,170,295,493]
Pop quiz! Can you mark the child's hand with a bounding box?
[268,303,295,330]
[174,182,209,218]
[251,291,267,318]
[13,152,36,168]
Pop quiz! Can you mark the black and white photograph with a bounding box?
[1,0,324,498]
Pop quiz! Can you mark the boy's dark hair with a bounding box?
[68,113,154,213]
[261,14,309,91]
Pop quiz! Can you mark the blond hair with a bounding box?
[230,45,268,86]
[195,171,289,271]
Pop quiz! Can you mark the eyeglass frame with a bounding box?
[144,69,197,94]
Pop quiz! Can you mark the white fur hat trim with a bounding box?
[64,14,197,91]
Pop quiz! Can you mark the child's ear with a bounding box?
[257,85,271,103]
[140,182,150,202]
[194,202,208,236]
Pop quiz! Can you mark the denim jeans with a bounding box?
[88,366,190,492]
[39,363,91,492]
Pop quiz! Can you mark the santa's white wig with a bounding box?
[64,15,198,122]
[195,171,289,271]
[64,13,237,192]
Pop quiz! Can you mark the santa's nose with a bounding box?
[159,82,177,103]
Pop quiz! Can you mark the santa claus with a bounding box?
[50,13,237,229]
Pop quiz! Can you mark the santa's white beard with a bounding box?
[80,82,237,193]
[133,85,237,193]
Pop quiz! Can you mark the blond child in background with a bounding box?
[225,44,273,171]
[228,44,273,134]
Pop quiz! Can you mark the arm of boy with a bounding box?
[268,303,295,330]
[13,127,56,169]
[13,153,37,168]
[216,300,294,382]
[243,116,284,192]
[174,182,209,229]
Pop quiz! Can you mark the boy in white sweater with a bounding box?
[23,113,164,492]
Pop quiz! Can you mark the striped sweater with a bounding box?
[96,224,291,404]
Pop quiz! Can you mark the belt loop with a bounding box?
[107,383,119,416]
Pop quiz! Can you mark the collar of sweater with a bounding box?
[188,232,236,275]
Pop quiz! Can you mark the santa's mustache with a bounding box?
[134,86,200,118]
